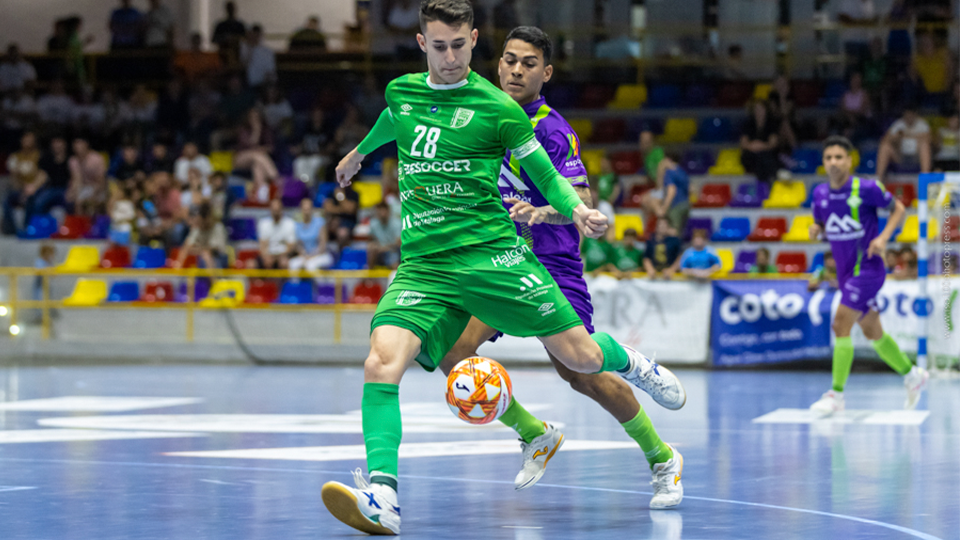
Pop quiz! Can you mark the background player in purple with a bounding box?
[808,135,928,417]
[437,26,684,508]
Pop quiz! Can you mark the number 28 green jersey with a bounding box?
[359,71,581,259]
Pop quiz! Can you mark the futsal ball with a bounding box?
[445,357,513,425]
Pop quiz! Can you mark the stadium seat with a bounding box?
[234,249,259,269]
[763,180,807,208]
[622,184,652,208]
[820,80,847,107]
[896,215,920,243]
[592,118,627,144]
[711,217,752,242]
[336,248,368,270]
[52,215,92,239]
[790,148,821,174]
[58,246,101,273]
[693,183,731,208]
[542,83,581,109]
[817,149,860,175]
[660,118,697,144]
[734,250,756,273]
[577,84,616,109]
[729,182,769,208]
[107,281,140,302]
[708,149,746,175]
[608,84,647,109]
[753,83,773,100]
[748,217,788,242]
[200,280,245,307]
[63,279,108,307]
[351,280,384,304]
[647,84,682,108]
[100,246,131,269]
[133,247,167,269]
[228,184,246,202]
[316,283,348,304]
[353,181,384,209]
[209,151,234,173]
[877,217,905,240]
[615,214,645,240]
[791,80,822,107]
[684,217,713,242]
[714,248,735,277]
[886,183,917,207]
[314,181,338,206]
[696,117,735,143]
[279,281,314,304]
[176,279,211,302]
[856,150,878,174]
[240,183,279,207]
[165,248,197,268]
[808,252,825,273]
[782,215,816,242]
[941,216,960,242]
[85,215,110,239]
[680,149,715,175]
[567,119,593,142]
[580,149,604,176]
[141,280,175,302]
[227,218,257,241]
[610,151,641,176]
[245,279,279,304]
[19,214,57,239]
[683,83,717,108]
[775,251,808,274]
[717,81,753,108]
[281,177,310,207]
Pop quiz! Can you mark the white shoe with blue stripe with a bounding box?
[322,469,401,535]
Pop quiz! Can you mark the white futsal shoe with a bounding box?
[809,389,845,418]
[321,469,401,535]
[649,445,684,509]
[617,346,687,410]
[903,366,929,410]
[514,423,565,491]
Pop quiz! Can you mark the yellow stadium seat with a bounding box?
[353,181,384,209]
[58,246,101,272]
[926,115,948,133]
[567,119,593,142]
[896,215,919,243]
[708,149,746,175]
[608,84,647,109]
[209,151,234,173]
[763,180,807,208]
[753,83,773,100]
[63,279,108,307]
[816,149,859,175]
[660,118,697,144]
[581,149,605,176]
[713,248,734,277]
[200,280,245,307]
[614,214,644,240]
[783,215,816,242]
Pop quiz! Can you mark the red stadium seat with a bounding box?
[141,280,175,302]
[943,216,960,242]
[234,249,259,269]
[791,80,822,108]
[591,118,627,144]
[52,215,92,239]
[100,246,131,268]
[351,280,384,304]
[717,82,754,108]
[610,151,641,176]
[775,251,808,274]
[886,182,917,207]
[623,183,653,208]
[577,84,617,109]
[747,217,788,242]
[166,248,198,268]
[245,279,279,304]
[693,183,732,208]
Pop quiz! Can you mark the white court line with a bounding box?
[0,429,203,444]
[0,486,36,493]
[0,456,942,540]
[753,408,930,426]
[0,397,202,412]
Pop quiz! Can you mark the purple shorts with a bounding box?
[489,258,594,342]
[839,273,885,314]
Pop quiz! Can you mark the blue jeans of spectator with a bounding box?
[2,190,24,234]
[25,187,67,226]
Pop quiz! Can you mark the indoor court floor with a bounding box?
[0,363,955,540]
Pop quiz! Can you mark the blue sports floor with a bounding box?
[0,363,955,539]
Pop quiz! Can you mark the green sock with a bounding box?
[832,336,855,392]
[621,407,673,468]
[871,332,913,375]
[498,397,545,443]
[362,382,401,492]
[592,332,630,373]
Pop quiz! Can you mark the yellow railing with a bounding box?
[0,267,392,344]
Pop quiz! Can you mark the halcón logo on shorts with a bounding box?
[396,291,425,306]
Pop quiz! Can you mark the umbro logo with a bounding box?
[538,303,554,312]
[400,104,412,115]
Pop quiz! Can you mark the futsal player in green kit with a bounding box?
[321,1,684,535]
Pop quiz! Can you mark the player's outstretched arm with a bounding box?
[506,185,592,226]
[517,146,608,238]
[337,108,397,187]
[868,198,906,258]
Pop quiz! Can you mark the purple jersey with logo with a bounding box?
[812,176,894,305]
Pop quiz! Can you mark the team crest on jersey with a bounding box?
[451,107,476,128]
[565,133,580,160]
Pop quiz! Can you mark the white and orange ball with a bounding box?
[445,357,513,425]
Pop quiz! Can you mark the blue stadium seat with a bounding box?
[808,252,825,273]
[819,80,846,107]
[791,148,821,174]
[228,184,246,202]
[729,182,769,208]
[680,149,715,175]
[711,217,752,242]
[683,83,717,107]
[696,117,734,143]
[107,281,140,302]
[227,218,257,241]
[316,283,348,304]
[734,250,756,273]
[336,248,368,270]
[19,214,58,239]
[801,188,816,208]
[279,281,314,304]
[85,215,111,239]
[647,84,682,108]
[856,150,878,174]
[133,247,166,269]
[314,182,338,206]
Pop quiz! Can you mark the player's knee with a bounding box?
[566,372,599,397]
[831,319,850,337]
[363,350,403,383]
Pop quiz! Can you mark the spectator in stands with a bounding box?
[144,0,174,49]
[679,229,722,282]
[207,171,234,223]
[886,0,913,71]
[642,152,690,237]
[381,158,401,217]
[112,143,143,182]
[909,33,954,104]
[0,44,37,93]
[808,251,839,291]
[72,87,106,143]
[837,0,878,67]
[2,131,42,235]
[289,197,333,274]
[767,74,799,154]
[255,197,296,269]
[152,171,185,245]
[213,74,255,148]
[643,218,682,280]
[212,1,247,65]
[47,20,70,53]
[180,168,207,214]
[241,24,276,89]
[33,243,56,303]
[259,84,294,138]
[877,105,932,179]
[722,44,747,80]
[594,155,622,213]
[136,178,163,246]
[174,33,223,83]
[291,105,331,185]
[748,247,779,275]
[914,0,952,44]
[368,201,401,269]
[235,107,279,204]
[332,104,369,175]
[155,79,190,141]
[884,245,900,274]
[353,73,389,126]
[36,80,75,129]
[63,17,91,85]
[123,84,159,146]
[289,16,327,53]
[66,136,107,216]
[323,184,359,250]
[99,87,126,149]
[174,141,213,188]
[861,38,888,113]
[146,141,175,174]
[108,185,136,247]
[187,78,221,144]
[29,136,70,223]
[581,233,613,275]
[176,201,228,269]
[837,72,872,140]
[608,228,644,279]
[740,99,780,183]
[639,130,665,188]
[385,0,422,61]
[1,87,36,152]
[109,0,145,51]
[893,246,919,280]
[934,112,960,171]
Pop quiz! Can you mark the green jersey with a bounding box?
[359,71,582,259]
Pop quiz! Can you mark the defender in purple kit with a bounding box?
[809,135,929,417]
[437,26,685,509]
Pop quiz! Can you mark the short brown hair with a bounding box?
[419,0,473,32]
[692,228,709,240]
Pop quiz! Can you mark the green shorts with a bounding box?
[371,237,584,371]
[666,201,690,235]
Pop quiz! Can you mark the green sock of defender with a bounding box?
[592,332,630,373]
[832,336,854,392]
[622,408,673,468]
[362,382,402,492]
[498,397,545,443]
[871,332,913,375]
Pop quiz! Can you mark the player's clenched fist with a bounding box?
[336,149,365,187]
[572,204,608,239]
